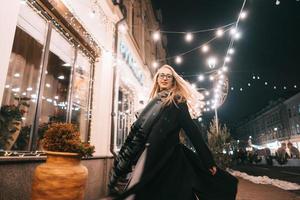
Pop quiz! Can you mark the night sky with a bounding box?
[151,0,300,129]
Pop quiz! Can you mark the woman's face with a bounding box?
[157,67,174,90]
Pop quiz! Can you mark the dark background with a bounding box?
[151,0,300,132]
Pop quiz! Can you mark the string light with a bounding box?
[185,32,193,42]
[240,11,247,19]
[224,56,231,62]
[222,66,228,72]
[201,45,209,53]
[175,56,182,64]
[216,29,224,37]
[152,31,160,41]
[228,48,235,54]
[198,74,205,81]
[234,32,241,40]
[230,28,237,35]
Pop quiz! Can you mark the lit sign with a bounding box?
[119,40,144,86]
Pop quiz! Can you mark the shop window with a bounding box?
[70,52,93,141]
[0,5,47,151]
[116,88,134,149]
[0,4,94,153]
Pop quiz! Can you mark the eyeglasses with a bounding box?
[158,73,173,80]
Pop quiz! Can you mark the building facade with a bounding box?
[0,0,166,199]
[236,93,300,153]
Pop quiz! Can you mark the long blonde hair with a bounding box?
[149,64,204,118]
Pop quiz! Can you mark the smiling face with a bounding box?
[157,67,174,90]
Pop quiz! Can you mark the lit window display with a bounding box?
[116,88,134,149]
[0,4,94,152]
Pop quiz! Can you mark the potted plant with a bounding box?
[0,96,30,150]
[31,123,95,200]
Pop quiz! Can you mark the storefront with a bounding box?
[0,0,99,152]
[114,36,153,150]
[0,1,161,199]
[0,0,118,199]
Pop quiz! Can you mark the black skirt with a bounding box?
[118,144,238,200]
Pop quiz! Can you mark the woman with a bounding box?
[108,65,238,200]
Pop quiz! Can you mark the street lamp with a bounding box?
[207,57,217,69]
[213,73,229,135]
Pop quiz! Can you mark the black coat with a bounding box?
[110,101,238,200]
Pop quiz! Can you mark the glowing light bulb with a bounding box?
[198,74,204,81]
[152,31,160,41]
[202,45,209,53]
[216,29,224,37]
[185,32,193,42]
[175,56,182,64]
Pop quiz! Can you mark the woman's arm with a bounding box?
[178,102,216,169]
[108,122,146,194]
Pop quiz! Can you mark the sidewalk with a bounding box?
[236,177,300,200]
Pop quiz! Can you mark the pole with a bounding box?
[215,107,219,135]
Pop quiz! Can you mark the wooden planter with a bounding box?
[32,151,88,200]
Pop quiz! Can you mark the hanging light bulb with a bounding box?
[240,11,247,19]
[248,83,251,87]
[152,31,160,41]
[276,0,280,5]
[230,28,237,35]
[222,66,228,72]
[201,45,209,53]
[216,29,224,37]
[198,74,205,81]
[175,56,182,64]
[224,56,231,62]
[228,48,235,54]
[185,32,193,42]
[231,87,234,90]
[265,82,268,85]
[234,32,241,40]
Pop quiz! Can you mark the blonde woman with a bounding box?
[107,65,238,200]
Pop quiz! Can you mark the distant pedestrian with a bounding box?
[275,142,288,164]
[287,142,300,159]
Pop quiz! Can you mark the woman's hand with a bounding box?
[209,166,217,176]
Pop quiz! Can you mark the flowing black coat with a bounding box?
[109,101,238,200]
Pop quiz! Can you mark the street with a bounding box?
[233,164,300,196]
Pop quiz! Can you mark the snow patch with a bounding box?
[228,169,300,190]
